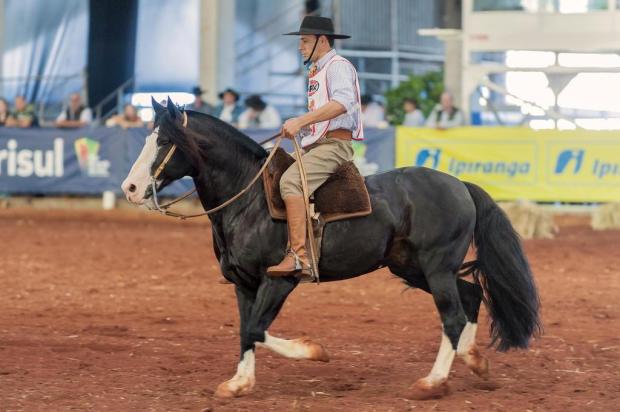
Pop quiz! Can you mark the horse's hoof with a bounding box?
[471,356,489,378]
[294,337,330,362]
[466,347,490,378]
[407,378,450,400]
[214,378,254,398]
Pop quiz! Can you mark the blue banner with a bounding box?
[0,127,193,196]
[0,126,396,196]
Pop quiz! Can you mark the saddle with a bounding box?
[262,148,372,223]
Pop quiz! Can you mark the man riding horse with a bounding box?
[267,16,364,280]
[120,14,540,400]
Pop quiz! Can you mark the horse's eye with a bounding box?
[157,137,169,146]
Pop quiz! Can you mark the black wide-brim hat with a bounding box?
[191,86,205,96]
[283,16,350,39]
[244,95,266,111]
[218,88,240,101]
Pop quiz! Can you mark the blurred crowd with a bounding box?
[361,91,464,130]
[187,86,282,130]
[0,92,142,130]
[0,87,463,131]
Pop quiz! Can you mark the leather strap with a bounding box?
[326,128,352,140]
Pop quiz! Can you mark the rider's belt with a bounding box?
[326,129,352,140]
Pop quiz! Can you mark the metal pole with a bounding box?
[82,68,89,106]
[390,0,399,88]
[116,88,123,115]
[0,0,4,98]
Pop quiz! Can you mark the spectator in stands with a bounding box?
[106,103,144,128]
[238,95,282,129]
[6,95,37,128]
[55,93,92,128]
[186,86,214,115]
[402,98,425,127]
[425,91,464,129]
[360,94,386,127]
[0,98,10,126]
[213,88,244,126]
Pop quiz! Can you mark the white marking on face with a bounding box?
[121,127,160,204]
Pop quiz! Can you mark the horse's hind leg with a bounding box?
[408,270,467,400]
[404,273,488,379]
[457,280,489,378]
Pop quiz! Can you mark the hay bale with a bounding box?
[591,203,620,230]
[499,200,558,239]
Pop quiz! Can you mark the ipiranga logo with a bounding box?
[415,147,531,178]
[554,148,620,179]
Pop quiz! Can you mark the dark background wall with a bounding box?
[87,0,139,109]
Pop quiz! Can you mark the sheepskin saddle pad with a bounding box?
[262,148,372,223]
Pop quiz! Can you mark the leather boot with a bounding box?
[267,195,312,278]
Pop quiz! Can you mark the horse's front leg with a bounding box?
[214,286,256,398]
[248,278,329,362]
[256,332,329,362]
[214,278,298,398]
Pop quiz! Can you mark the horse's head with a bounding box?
[121,98,197,205]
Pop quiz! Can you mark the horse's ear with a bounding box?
[152,97,165,115]
[166,96,181,119]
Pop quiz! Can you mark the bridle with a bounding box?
[148,111,283,219]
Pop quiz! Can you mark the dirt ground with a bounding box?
[0,209,618,412]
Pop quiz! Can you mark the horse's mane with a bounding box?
[158,110,268,175]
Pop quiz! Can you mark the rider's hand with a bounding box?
[281,117,304,139]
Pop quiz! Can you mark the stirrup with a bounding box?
[289,250,316,282]
[289,249,311,272]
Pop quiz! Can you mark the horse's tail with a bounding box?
[464,181,542,351]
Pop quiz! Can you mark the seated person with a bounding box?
[0,98,10,126]
[212,88,244,126]
[186,86,214,115]
[106,104,145,128]
[238,95,282,129]
[6,95,38,128]
[360,94,385,128]
[402,98,425,127]
[425,91,464,129]
[55,93,92,128]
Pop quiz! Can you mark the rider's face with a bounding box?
[299,35,317,61]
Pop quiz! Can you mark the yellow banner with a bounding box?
[396,127,620,202]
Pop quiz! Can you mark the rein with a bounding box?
[149,112,284,219]
[148,113,319,281]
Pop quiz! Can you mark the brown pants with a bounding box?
[280,138,354,199]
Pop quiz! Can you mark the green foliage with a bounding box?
[384,71,444,125]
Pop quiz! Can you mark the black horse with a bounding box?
[121,99,541,400]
